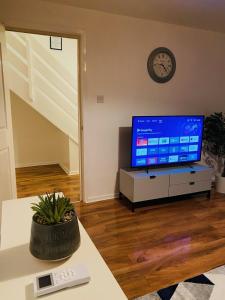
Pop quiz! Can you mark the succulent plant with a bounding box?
[31,192,74,225]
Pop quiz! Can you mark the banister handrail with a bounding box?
[32,50,78,105]
[33,68,78,115]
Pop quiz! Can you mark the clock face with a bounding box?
[147,47,176,83]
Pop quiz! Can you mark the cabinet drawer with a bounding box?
[133,175,169,202]
[169,180,211,197]
[170,170,212,185]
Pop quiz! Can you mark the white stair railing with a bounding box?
[25,37,34,100]
[6,31,78,144]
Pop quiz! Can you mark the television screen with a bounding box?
[131,115,204,168]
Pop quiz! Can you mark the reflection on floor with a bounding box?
[15,167,225,299]
[16,164,80,202]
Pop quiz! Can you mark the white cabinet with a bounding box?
[133,174,169,202]
[169,180,211,197]
[119,164,213,211]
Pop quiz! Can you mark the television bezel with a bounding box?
[131,115,205,169]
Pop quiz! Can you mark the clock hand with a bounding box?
[154,63,168,73]
[160,63,168,72]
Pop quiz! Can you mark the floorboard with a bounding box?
[16,164,80,202]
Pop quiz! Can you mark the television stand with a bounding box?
[119,163,213,212]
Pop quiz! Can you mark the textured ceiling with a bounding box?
[44,0,225,33]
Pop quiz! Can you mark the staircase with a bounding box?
[5,31,78,144]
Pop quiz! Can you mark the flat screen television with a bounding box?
[131,115,204,168]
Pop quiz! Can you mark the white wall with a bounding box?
[29,33,78,89]
[2,1,225,201]
[10,92,70,169]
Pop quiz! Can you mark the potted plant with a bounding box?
[29,192,80,260]
[203,112,225,193]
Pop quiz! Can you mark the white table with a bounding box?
[0,197,127,300]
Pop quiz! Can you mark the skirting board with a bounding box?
[87,193,119,203]
[60,163,79,176]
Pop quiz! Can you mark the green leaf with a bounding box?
[31,192,73,225]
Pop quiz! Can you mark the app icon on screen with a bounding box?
[136,148,147,156]
[158,156,168,164]
[148,138,159,145]
[169,146,179,154]
[168,155,179,163]
[170,137,180,144]
[180,145,189,153]
[180,136,190,143]
[179,155,188,162]
[136,138,148,146]
[147,157,158,165]
[148,147,158,155]
[159,137,170,145]
[136,158,146,166]
[159,147,169,154]
[189,145,198,152]
[190,136,199,143]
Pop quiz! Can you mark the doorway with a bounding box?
[5,29,83,203]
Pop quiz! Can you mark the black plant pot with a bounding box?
[29,211,80,260]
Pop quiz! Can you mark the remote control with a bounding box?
[33,264,90,297]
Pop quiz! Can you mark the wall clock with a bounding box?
[147,47,176,83]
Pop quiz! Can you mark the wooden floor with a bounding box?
[16,165,225,299]
[16,164,80,202]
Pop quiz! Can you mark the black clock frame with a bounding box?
[147,47,176,83]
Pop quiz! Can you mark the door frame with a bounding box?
[5,26,86,202]
[0,25,17,201]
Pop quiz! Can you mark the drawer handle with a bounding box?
[189,182,195,185]
[149,175,156,179]
[190,171,196,174]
